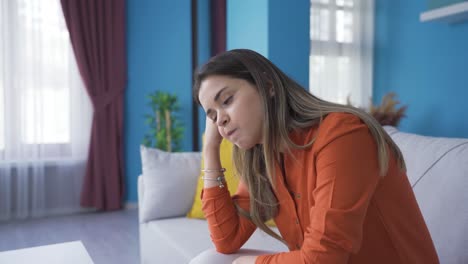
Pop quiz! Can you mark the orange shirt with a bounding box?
[201,113,439,264]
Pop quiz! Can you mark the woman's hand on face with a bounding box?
[232,256,257,264]
[204,117,223,150]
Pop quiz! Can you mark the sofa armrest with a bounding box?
[138,175,145,223]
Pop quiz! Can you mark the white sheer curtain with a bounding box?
[309,0,374,108]
[0,0,93,220]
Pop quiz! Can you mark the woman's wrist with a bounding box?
[201,175,226,188]
[202,172,225,188]
[203,143,220,155]
[201,169,225,179]
[202,143,224,188]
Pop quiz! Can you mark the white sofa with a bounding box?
[138,126,468,264]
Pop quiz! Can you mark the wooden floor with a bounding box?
[0,208,140,264]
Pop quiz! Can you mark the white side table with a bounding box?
[0,241,94,264]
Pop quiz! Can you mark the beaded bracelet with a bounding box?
[201,175,225,188]
[201,168,226,173]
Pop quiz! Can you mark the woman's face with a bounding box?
[198,75,265,150]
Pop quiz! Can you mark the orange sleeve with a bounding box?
[256,115,381,264]
[201,180,257,253]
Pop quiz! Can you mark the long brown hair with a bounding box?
[193,49,406,245]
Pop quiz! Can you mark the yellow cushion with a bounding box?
[186,136,276,227]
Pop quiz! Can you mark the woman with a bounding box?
[194,49,438,264]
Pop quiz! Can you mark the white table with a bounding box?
[0,241,94,264]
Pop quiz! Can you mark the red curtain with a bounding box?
[211,0,226,56]
[61,0,126,210]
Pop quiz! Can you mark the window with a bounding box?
[23,89,70,144]
[0,0,74,154]
[309,0,374,108]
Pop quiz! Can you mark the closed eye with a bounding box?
[223,96,233,105]
[207,114,217,123]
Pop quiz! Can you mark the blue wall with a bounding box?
[227,0,269,56]
[197,0,211,148]
[374,0,468,138]
[125,0,193,202]
[226,0,309,87]
[269,0,309,88]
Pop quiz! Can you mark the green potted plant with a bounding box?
[142,91,184,152]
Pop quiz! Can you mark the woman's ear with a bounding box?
[261,71,275,97]
[269,88,275,97]
[267,79,275,97]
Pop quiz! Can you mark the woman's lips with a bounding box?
[227,128,237,137]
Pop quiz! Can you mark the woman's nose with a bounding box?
[217,113,229,127]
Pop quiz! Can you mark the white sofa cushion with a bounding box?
[382,125,398,136]
[414,144,468,264]
[384,127,468,186]
[140,216,287,263]
[140,218,210,263]
[190,248,280,264]
[139,145,201,222]
[385,127,468,264]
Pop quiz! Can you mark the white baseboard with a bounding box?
[124,202,138,209]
